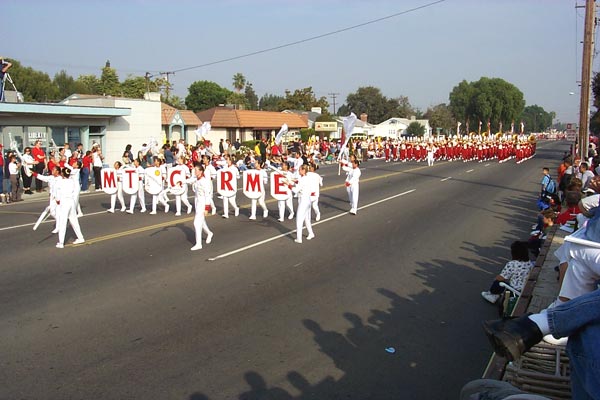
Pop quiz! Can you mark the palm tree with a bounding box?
[232,73,246,93]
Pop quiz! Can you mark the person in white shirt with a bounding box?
[292,164,315,243]
[221,155,240,218]
[176,139,187,159]
[249,162,269,220]
[128,158,147,213]
[276,162,294,222]
[54,168,84,248]
[172,157,193,216]
[202,155,217,215]
[292,152,304,179]
[107,161,126,213]
[342,158,361,215]
[32,166,62,233]
[92,148,104,191]
[150,157,170,214]
[64,161,83,217]
[307,163,323,221]
[20,146,35,194]
[188,162,214,251]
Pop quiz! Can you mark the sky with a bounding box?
[4,0,594,123]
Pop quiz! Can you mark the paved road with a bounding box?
[0,141,568,400]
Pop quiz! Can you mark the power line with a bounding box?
[169,0,446,74]
[328,92,340,114]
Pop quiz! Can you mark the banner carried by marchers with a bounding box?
[270,171,291,201]
[167,166,188,195]
[216,168,237,198]
[243,170,264,200]
[144,167,163,195]
[101,168,118,195]
[121,167,139,195]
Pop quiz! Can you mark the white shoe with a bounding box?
[263,210,268,218]
[120,207,126,212]
[51,228,59,234]
[288,213,294,220]
[249,215,256,220]
[481,291,500,304]
[175,212,181,216]
[126,210,134,214]
[222,214,229,219]
[164,204,170,213]
[349,209,357,215]
[77,213,84,217]
[73,238,85,245]
[234,207,240,217]
[107,209,115,213]
[315,213,321,222]
[149,211,157,215]
[306,233,315,240]
[190,244,203,251]
[294,239,302,244]
[188,206,193,215]
[278,218,284,222]
[211,209,216,215]
[206,232,213,244]
[141,209,147,213]
[95,188,102,192]
[56,243,64,249]
[543,334,568,346]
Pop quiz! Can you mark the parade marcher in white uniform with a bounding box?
[108,161,126,213]
[55,168,85,248]
[202,155,217,215]
[221,155,240,218]
[150,157,170,215]
[307,162,323,222]
[292,152,304,180]
[64,160,84,217]
[276,162,294,222]
[32,166,62,233]
[426,143,437,167]
[342,158,361,215]
[292,164,315,243]
[249,161,269,220]
[188,162,214,251]
[127,158,147,214]
[172,156,193,216]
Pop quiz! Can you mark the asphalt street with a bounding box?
[0,140,568,400]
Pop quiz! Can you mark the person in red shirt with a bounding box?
[31,140,46,192]
[555,191,582,225]
[81,150,92,192]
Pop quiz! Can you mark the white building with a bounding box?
[371,117,432,139]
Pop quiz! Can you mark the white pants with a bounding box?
[278,196,294,220]
[175,186,192,214]
[152,190,169,212]
[222,194,239,216]
[193,200,211,246]
[251,193,268,218]
[74,189,83,215]
[110,185,125,211]
[296,196,314,241]
[57,201,84,245]
[347,184,359,211]
[555,241,600,300]
[129,185,146,212]
[427,153,434,166]
[311,196,320,217]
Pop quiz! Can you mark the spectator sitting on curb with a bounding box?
[555,191,582,226]
[481,241,533,304]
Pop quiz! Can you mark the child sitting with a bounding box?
[481,241,533,304]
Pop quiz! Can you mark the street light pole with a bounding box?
[578,0,595,160]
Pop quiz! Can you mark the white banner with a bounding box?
[243,170,264,200]
[144,166,163,195]
[216,168,237,198]
[121,167,139,195]
[270,172,291,201]
[101,168,118,195]
[167,166,188,196]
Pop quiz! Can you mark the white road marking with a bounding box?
[485,163,491,167]
[207,189,416,261]
[440,177,452,182]
[466,169,474,173]
[0,210,114,232]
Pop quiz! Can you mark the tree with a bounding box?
[406,121,425,136]
[232,73,246,93]
[520,105,554,133]
[76,74,101,94]
[185,80,232,112]
[227,92,249,110]
[259,93,285,111]
[344,86,413,124]
[99,62,120,96]
[393,95,416,118]
[423,103,455,135]
[163,95,185,109]
[5,59,59,102]
[244,82,259,110]
[121,76,152,98]
[53,70,91,99]
[449,77,525,131]
[279,87,329,112]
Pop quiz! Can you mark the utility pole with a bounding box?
[578,0,595,161]
[328,92,340,114]
[160,71,175,102]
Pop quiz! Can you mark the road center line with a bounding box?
[466,169,474,173]
[0,210,109,232]
[207,189,415,261]
[440,177,452,182]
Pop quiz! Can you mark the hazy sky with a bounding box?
[4,0,593,123]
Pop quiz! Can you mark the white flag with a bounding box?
[274,124,288,145]
[197,121,212,140]
[338,113,357,160]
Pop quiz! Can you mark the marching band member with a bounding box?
[150,157,170,215]
[249,161,269,220]
[292,152,304,179]
[342,158,361,215]
[188,162,214,251]
[127,158,147,213]
[64,160,84,217]
[202,155,217,215]
[307,163,323,221]
[276,162,295,222]
[292,164,315,243]
[173,156,193,216]
[221,155,240,218]
[32,166,62,233]
[55,168,85,248]
[107,161,126,213]
[426,143,437,167]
